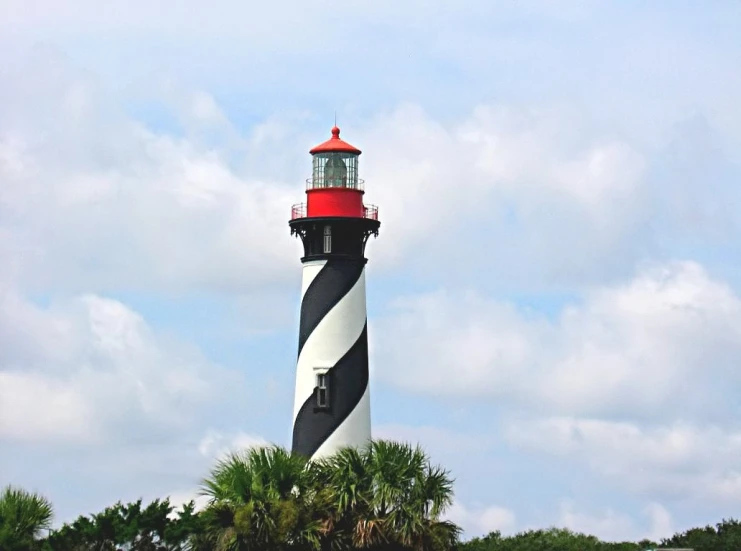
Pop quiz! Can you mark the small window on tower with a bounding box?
[323,225,332,253]
[316,372,330,408]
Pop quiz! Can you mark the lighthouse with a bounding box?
[289,126,380,460]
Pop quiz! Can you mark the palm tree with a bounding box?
[315,440,461,551]
[200,441,461,550]
[0,485,54,551]
[200,445,330,551]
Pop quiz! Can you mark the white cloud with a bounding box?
[0,52,297,296]
[0,49,648,297]
[0,0,594,39]
[162,430,271,519]
[373,260,741,510]
[0,287,245,444]
[0,49,663,322]
[645,503,674,543]
[557,501,636,541]
[556,501,673,542]
[447,501,516,537]
[507,417,741,505]
[197,430,269,460]
[2,49,736,300]
[0,371,94,442]
[375,424,493,459]
[446,498,674,542]
[374,260,741,424]
[0,281,268,524]
[356,104,649,280]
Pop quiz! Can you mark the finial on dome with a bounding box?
[309,125,361,155]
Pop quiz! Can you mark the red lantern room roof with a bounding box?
[309,126,362,155]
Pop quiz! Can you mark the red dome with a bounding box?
[309,126,362,155]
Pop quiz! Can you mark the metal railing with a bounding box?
[290,203,379,221]
[364,204,379,220]
[306,177,365,191]
[291,203,307,219]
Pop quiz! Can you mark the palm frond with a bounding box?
[0,485,54,542]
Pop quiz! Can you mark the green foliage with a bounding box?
[456,528,649,551]
[313,439,460,550]
[43,498,205,550]
[14,439,741,551]
[199,445,328,550]
[0,485,54,551]
[659,518,741,551]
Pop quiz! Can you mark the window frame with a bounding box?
[323,225,332,253]
[316,371,330,409]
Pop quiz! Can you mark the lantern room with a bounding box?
[310,126,361,190]
[292,126,378,220]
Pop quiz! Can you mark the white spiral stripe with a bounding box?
[300,260,326,300]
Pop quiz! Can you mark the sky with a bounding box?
[1,0,741,542]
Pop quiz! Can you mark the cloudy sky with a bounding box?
[2,0,741,542]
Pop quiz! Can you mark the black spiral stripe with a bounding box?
[297,258,365,358]
[292,323,369,459]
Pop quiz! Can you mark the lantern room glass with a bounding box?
[312,152,359,189]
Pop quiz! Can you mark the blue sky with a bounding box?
[1,0,741,541]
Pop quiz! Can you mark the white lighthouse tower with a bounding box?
[289,126,380,460]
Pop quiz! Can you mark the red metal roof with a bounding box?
[309,126,362,155]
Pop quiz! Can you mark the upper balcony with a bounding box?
[291,203,379,221]
[306,177,365,191]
